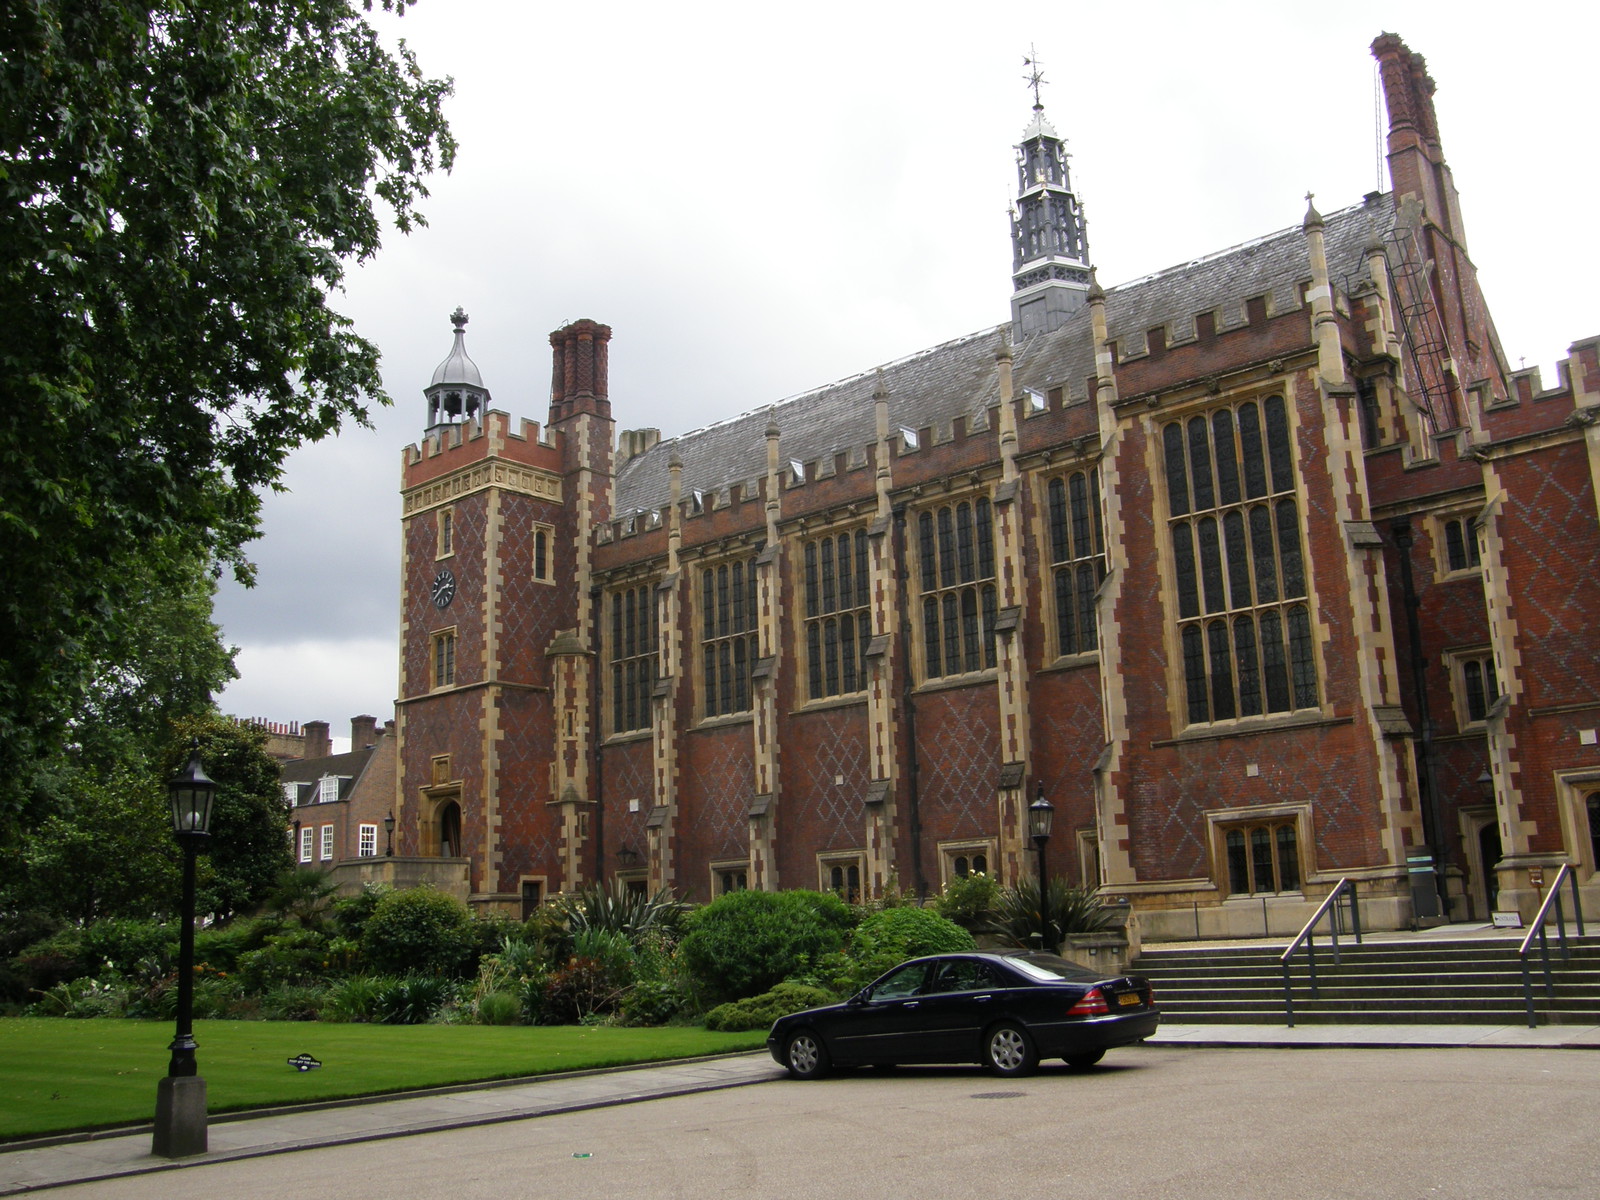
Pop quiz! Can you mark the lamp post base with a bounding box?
[152,1075,208,1158]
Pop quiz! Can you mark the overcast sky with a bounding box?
[211,1,1599,748]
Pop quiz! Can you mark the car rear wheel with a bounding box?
[983,1022,1039,1077]
[1065,1049,1106,1070]
[785,1030,830,1080]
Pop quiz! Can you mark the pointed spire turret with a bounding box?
[424,307,491,431]
[1010,53,1092,337]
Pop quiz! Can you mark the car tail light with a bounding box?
[1067,987,1109,1016]
[1144,985,1156,1006]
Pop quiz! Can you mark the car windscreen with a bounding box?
[1004,954,1103,983]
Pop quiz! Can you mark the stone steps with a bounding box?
[1132,935,1600,1026]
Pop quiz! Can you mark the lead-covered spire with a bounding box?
[1009,53,1091,337]
[424,307,491,431]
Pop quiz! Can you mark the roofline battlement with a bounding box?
[402,409,558,485]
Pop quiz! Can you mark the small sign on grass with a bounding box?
[288,1053,323,1072]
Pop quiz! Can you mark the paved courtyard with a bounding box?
[32,1045,1600,1200]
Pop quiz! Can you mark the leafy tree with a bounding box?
[12,767,180,924]
[0,552,237,920]
[167,713,294,923]
[0,0,455,813]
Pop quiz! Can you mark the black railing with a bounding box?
[1280,879,1362,1028]
[1519,864,1587,1028]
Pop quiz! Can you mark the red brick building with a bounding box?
[394,35,1600,938]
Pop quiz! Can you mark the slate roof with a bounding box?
[613,193,1396,516]
[281,748,375,803]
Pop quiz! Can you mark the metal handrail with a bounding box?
[1280,878,1361,1028]
[1518,863,1586,1028]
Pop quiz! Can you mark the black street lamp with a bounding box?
[384,812,396,857]
[153,744,216,1158]
[1028,783,1055,950]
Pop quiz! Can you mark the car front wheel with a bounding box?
[785,1030,830,1080]
[983,1022,1039,1077]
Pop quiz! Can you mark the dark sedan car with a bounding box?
[767,950,1159,1078]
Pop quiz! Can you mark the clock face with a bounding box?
[431,568,456,609]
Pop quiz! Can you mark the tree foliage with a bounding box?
[0,0,455,805]
[168,713,294,923]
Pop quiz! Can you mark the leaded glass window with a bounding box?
[609,583,657,733]
[1047,469,1107,655]
[804,530,871,699]
[918,498,997,679]
[1165,396,1318,724]
[701,559,758,717]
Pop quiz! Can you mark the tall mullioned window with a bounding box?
[1164,396,1317,724]
[804,529,871,699]
[702,559,758,717]
[609,583,656,734]
[1047,469,1106,655]
[918,497,997,679]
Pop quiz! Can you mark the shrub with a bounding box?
[29,976,130,1018]
[361,887,475,978]
[469,912,524,966]
[332,882,393,941]
[236,927,334,992]
[323,975,388,1023]
[0,911,61,1004]
[843,906,975,992]
[619,978,685,1026]
[18,920,177,993]
[554,885,686,946]
[373,974,458,1024]
[518,970,551,1025]
[678,889,855,1006]
[259,983,328,1021]
[571,928,636,988]
[540,956,624,1024]
[193,918,271,975]
[703,982,836,1032]
[985,879,1111,950]
[475,991,522,1025]
[935,872,1002,929]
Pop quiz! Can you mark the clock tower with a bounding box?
[395,311,594,912]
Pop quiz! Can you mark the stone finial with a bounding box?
[1302,192,1324,231]
[1086,268,1105,304]
[765,410,780,440]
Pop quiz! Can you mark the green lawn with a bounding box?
[0,1018,767,1141]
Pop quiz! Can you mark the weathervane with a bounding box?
[1023,46,1046,109]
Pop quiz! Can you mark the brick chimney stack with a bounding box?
[302,720,332,759]
[350,714,379,749]
[548,319,612,425]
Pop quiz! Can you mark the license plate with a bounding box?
[1117,993,1140,1006]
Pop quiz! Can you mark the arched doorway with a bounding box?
[439,801,462,859]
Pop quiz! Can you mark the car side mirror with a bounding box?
[848,988,870,1006]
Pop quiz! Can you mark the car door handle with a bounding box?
[903,1001,919,1009]
[975,994,992,1002]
